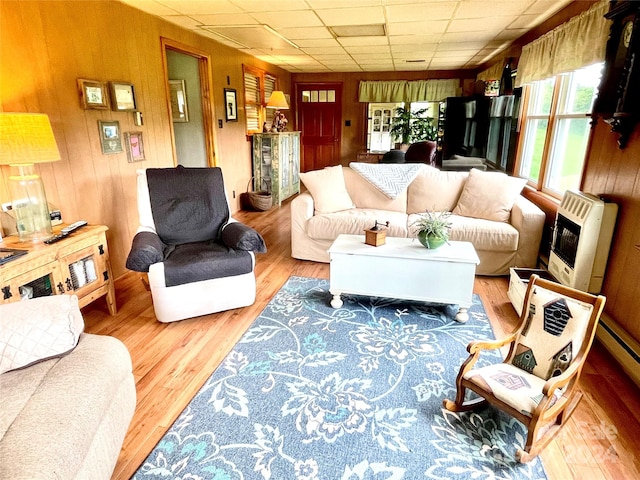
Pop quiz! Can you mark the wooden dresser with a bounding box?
[0,224,116,314]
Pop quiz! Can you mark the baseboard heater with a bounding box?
[596,313,640,388]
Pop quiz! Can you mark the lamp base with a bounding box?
[8,164,53,243]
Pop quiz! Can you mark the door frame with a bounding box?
[161,37,218,167]
[294,82,343,171]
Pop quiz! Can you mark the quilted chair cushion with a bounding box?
[0,295,84,374]
[463,363,563,417]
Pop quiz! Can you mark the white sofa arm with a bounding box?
[291,192,315,259]
[510,195,546,268]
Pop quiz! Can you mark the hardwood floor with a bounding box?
[82,201,640,480]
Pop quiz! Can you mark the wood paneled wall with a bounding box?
[582,122,640,343]
[0,0,291,278]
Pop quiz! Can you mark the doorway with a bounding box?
[162,38,216,167]
[296,83,342,172]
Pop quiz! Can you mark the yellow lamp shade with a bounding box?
[0,113,61,165]
[266,91,289,109]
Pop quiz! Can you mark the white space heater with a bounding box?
[548,190,617,294]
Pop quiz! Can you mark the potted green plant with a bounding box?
[389,106,437,149]
[411,210,452,249]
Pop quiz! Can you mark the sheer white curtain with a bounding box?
[358,79,460,102]
[516,0,610,86]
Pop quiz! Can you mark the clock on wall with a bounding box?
[593,0,640,148]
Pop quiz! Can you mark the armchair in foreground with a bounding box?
[443,275,605,462]
[126,166,266,323]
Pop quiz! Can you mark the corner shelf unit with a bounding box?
[251,132,301,206]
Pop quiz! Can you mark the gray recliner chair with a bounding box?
[126,166,266,323]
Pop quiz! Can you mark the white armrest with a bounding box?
[511,195,546,268]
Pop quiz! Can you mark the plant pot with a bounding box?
[417,231,447,249]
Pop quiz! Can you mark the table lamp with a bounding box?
[0,113,61,242]
[266,91,289,132]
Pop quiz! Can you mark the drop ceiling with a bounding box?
[121,0,574,72]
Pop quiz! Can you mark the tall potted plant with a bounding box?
[389,106,437,149]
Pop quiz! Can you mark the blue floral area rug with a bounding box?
[132,276,548,480]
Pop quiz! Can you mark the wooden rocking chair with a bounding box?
[443,275,606,462]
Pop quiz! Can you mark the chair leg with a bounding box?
[516,392,583,463]
[443,384,488,412]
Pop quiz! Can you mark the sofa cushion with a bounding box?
[453,168,527,222]
[0,295,84,374]
[307,209,408,241]
[407,166,468,214]
[300,165,355,213]
[407,213,519,252]
[343,167,407,213]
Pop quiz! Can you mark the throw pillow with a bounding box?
[0,295,84,374]
[453,168,526,222]
[299,165,355,214]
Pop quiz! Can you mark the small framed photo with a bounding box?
[169,79,189,122]
[109,81,137,111]
[124,131,145,162]
[98,120,123,154]
[77,79,109,110]
[224,88,237,122]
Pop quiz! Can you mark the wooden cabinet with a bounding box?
[0,224,116,314]
[252,132,300,206]
[356,152,384,163]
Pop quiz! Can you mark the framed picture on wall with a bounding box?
[98,120,123,154]
[109,81,137,111]
[77,79,109,110]
[169,79,189,122]
[124,131,145,162]
[224,88,237,122]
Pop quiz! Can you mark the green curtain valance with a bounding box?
[516,0,610,86]
[358,79,460,102]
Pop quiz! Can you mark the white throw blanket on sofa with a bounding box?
[349,162,425,199]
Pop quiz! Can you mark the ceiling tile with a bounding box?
[276,27,333,40]
[387,21,448,36]
[161,15,202,29]
[191,13,258,25]
[454,1,530,19]
[226,0,310,13]
[385,2,458,22]
[294,38,342,48]
[122,0,180,16]
[447,17,514,34]
[251,10,324,28]
[388,34,443,45]
[344,45,391,55]
[337,36,389,47]
[158,0,241,15]
[301,46,348,55]
[315,7,385,26]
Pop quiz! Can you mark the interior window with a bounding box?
[366,102,437,152]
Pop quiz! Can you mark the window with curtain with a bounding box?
[517,63,603,196]
[242,65,277,134]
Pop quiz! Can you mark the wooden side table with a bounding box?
[0,224,116,314]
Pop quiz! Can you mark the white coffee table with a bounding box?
[328,235,480,322]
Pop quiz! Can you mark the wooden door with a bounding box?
[297,83,342,172]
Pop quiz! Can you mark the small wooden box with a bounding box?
[364,228,387,247]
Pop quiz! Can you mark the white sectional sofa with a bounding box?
[0,295,136,480]
[291,165,545,275]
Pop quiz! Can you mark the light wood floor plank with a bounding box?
[81,201,640,480]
